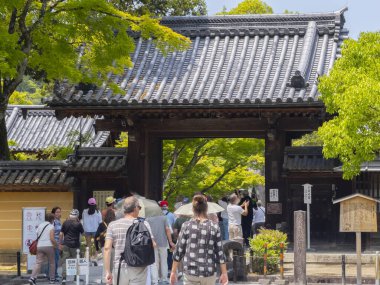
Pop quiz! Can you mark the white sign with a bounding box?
[66,259,77,276]
[22,207,46,254]
[303,183,312,204]
[269,189,279,202]
[78,258,89,275]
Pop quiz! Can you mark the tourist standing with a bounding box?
[29,213,57,285]
[102,196,116,219]
[104,196,154,285]
[227,193,249,244]
[59,209,84,284]
[146,215,175,284]
[95,208,116,284]
[51,207,62,280]
[252,200,266,235]
[170,194,228,285]
[239,190,254,247]
[218,197,229,240]
[82,198,102,255]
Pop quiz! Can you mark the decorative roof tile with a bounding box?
[66,147,127,173]
[283,146,340,172]
[0,161,72,187]
[5,106,110,152]
[46,9,348,108]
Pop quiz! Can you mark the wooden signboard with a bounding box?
[267,203,282,215]
[334,194,378,233]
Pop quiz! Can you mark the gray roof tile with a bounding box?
[46,10,348,108]
[6,106,110,152]
[283,146,340,172]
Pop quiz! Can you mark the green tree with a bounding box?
[292,131,322,147]
[109,0,207,16]
[0,0,190,160]
[317,32,380,179]
[163,138,265,202]
[217,0,273,15]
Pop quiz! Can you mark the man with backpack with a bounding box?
[104,196,155,285]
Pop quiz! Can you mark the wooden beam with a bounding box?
[94,119,128,132]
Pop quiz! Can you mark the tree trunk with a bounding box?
[0,110,10,160]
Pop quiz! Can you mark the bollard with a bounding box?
[17,251,21,276]
[263,243,268,277]
[280,242,284,280]
[85,247,90,285]
[342,254,346,285]
[376,251,380,285]
[233,252,237,283]
[76,249,80,285]
[250,249,254,273]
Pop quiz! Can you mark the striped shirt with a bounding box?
[105,217,154,268]
[173,219,225,277]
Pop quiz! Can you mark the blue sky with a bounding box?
[205,0,380,39]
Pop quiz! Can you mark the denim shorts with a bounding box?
[85,232,96,237]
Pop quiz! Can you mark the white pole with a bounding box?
[85,247,90,285]
[376,251,379,285]
[76,249,80,285]
[307,203,310,250]
[356,232,362,285]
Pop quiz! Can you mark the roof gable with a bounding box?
[46,10,348,109]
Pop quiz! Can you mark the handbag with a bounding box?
[29,223,49,255]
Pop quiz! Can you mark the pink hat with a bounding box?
[88,198,96,205]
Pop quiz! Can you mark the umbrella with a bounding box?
[174,202,225,216]
[116,195,162,218]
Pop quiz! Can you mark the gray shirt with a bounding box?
[146,215,169,248]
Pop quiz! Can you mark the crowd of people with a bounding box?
[28,189,265,285]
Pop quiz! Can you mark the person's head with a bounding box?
[105,196,115,207]
[159,200,169,210]
[257,200,262,207]
[51,207,61,220]
[123,196,141,218]
[104,208,116,224]
[69,209,79,220]
[46,213,55,224]
[182,197,190,205]
[88,197,97,214]
[229,193,239,205]
[192,194,208,218]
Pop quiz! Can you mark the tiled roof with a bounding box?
[334,157,380,172]
[6,105,110,152]
[67,147,127,173]
[46,10,348,108]
[283,146,340,172]
[0,161,72,188]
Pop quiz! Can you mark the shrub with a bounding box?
[249,228,287,274]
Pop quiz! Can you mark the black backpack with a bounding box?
[117,218,155,284]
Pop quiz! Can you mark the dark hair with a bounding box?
[192,194,208,217]
[88,204,98,215]
[51,207,61,214]
[46,213,55,223]
[104,209,116,224]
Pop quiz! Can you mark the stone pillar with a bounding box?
[294,210,307,285]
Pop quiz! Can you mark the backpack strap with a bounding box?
[37,223,50,242]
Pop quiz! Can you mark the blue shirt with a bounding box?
[53,219,62,242]
[162,210,176,229]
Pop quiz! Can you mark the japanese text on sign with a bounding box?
[269,189,279,202]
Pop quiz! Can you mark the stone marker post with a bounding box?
[294,211,307,285]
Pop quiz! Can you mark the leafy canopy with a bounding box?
[163,138,264,202]
[0,0,190,100]
[317,32,380,179]
[108,0,207,16]
[217,0,273,15]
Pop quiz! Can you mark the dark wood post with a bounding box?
[127,127,146,196]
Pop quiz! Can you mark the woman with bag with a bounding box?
[29,213,57,285]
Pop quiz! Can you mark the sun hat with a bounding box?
[70,209,79,217]
[159,200,169,208]
[88,197,96,205]
[105,196,116,204]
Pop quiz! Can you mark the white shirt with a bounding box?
[218,200,228,219]
[82,209,102,233]
[227,204,244,226]
[36,222,54,247]
[253,207,266,224]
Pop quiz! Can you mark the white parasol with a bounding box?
[174,202,225,216]
[116,195,162,218]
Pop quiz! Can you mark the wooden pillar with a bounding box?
[145,135,163,201]
[265,126,286,229]
[127,127,146,196]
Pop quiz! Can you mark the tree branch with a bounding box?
[201,163,240,194]
[162,143,185,192]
